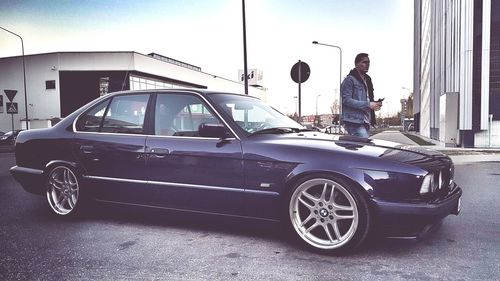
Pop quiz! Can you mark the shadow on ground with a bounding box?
[27,199,438,256]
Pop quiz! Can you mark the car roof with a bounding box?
[106,88,256,100]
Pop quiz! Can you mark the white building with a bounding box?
[0,51,267,132]
[413,0,500,147]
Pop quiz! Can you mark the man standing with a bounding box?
[340,53,382,138]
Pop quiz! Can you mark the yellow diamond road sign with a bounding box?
[6,102,18,114]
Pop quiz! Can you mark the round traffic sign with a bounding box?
[290,61,310,84]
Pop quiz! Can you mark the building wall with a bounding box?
[419,0,431,138]
[24,53,62,121]
[132,53,266,101]
[0,56,26,131]
[0,51,267,132]
[59,71,129,117]
[414,0,499,147]
[0,53,62,131]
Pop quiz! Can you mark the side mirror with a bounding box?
[198,123,230,139]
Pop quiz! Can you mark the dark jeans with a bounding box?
[344,122,370,138]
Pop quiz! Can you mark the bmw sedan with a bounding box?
[10,89,462,254]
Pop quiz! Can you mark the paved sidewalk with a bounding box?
[370,130,419,145]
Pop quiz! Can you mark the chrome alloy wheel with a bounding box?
[46,166,79,215]
[289,178,359,250]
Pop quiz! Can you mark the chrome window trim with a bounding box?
[72,131,149,138]
[145,135,237,141]
[72,90,241,140]
[73,130,236,141]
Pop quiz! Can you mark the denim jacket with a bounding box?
[340,74,371,125]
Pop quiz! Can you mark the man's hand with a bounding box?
[369,101,382,111]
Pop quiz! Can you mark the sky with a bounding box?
[0,0,414,117]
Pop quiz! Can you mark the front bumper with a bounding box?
[371,181,462,236]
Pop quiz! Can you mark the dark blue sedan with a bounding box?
[10,89,461,254]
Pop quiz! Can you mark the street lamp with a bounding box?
[401,87,412,129]
[401,86,411,98]
[315,94,322,127]
[312,41,342,119]
[315,94,322,116]
[293,95,298,115]
[241,0,249,95]
[0,26,29,130]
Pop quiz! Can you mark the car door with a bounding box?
[145,92,245,215]
[74,93,151,203]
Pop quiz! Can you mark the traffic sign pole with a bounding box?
[290,60,310,120]
[4,90,18,132]
[298,61,302,117]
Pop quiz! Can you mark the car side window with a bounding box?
[75,99,110,132]
[100,94,149,134]
[155,94,222,137]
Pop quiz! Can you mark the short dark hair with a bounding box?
[355,53,369,65]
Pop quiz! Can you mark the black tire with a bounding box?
[286,174,371,254]
[45,164,85,217]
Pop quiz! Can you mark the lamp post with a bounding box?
[315,94,322,116]
[401,86,411,97]
[241,0,249,95]
[312,41,342,119]
[315,94,321,126]
[293,95,298,115]
[401,87,412,129]
[1,26,29,130]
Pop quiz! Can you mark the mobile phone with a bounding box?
[376,98,385,102]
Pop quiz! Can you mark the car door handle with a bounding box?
[149,148,170,158]
[80,145,95,154]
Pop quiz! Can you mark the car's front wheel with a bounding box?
[46,165,82,216]
[287,175,371,254]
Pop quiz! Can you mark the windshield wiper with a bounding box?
[248,127,303,136]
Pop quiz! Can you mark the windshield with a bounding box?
[210,93,303,134]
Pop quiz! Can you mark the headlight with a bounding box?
[419,173,433,194]
[420,172,442,195]
[438,171,443,190]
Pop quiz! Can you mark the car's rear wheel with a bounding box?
[46,165,82,216]
[287,175,371,254]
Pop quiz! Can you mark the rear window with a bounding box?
[75,94,150,134]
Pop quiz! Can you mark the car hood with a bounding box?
[268,131,451,170]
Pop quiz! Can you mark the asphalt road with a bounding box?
[1,152,499,281]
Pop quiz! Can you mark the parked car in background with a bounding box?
[325,124,345,134]
[0,130,22,145]
[10,89,462,254]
